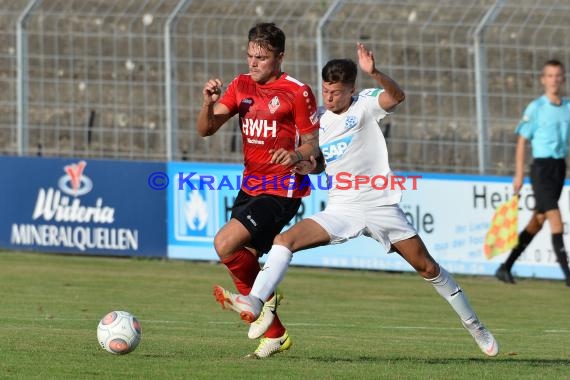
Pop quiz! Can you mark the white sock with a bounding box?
[250,245,293,302]
[426,266,478,325]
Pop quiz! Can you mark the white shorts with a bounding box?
[307,203,417,252]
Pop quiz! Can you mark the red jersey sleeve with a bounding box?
[293,85,320,134]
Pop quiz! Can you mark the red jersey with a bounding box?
[219,73,319,198]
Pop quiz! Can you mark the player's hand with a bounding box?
[202,78,223,105]
[291,155,317,175]
[357,42,375,75]
[269,148,297,166]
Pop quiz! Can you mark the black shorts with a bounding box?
[231,190,302,255]
[530,158,566,213]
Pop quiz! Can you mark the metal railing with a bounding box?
[3,0,570,175]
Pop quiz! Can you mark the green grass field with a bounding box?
[1,250,569,379]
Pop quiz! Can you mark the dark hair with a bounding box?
[543,59,565,73]
[248,23,285,55]
[322,59,357,85]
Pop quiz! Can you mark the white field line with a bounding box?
[4,317,569,334]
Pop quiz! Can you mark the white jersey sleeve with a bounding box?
[359,88,390,121]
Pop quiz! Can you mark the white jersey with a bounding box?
[318,88,401,206]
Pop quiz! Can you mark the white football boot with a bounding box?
[248,292,282,339]
[462,320,499,357]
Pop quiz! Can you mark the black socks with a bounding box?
[552,233,570,281]
[504,230,535,271]
[502,230,570,285]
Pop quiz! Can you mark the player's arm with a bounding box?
[513,134,527,195]
[292,85,321,163]
[296,129,320,163]
[356,42,405,112]
[197,78,232,137]
[270,129,320,166]
[292,151,325,175]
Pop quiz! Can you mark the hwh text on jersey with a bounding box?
[242,118,277,138]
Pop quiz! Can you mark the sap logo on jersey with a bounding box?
[321,136,352,163]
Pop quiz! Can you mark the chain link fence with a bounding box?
[2,0,570,174]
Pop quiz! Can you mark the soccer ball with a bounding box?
[97,310,142,354]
